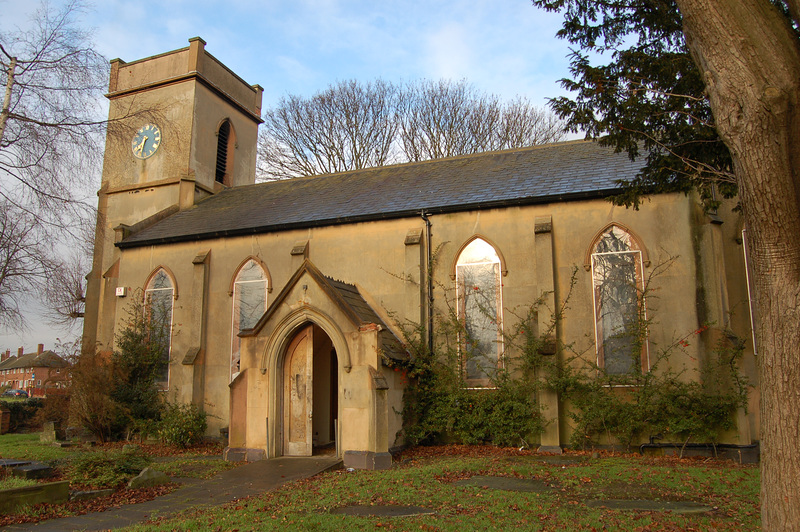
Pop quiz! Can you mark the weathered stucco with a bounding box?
[84,40,758,468]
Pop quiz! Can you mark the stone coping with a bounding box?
[0,481,70,514]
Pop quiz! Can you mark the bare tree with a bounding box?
[497,96,567,150]
[0,1,110,331]
[257,78,566,180]
[399,80,565,161]
[42,209,95,329]
[0,201,50,329]
[398,79,489,161]
[258,79,402,179]
[1,0,107,214]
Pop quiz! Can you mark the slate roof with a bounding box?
[325,277,407,362]
[119,140,643,249]
[0,351,68,370]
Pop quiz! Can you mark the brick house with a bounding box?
[0,345,70,397]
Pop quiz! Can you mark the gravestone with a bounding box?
[40,421,57,443]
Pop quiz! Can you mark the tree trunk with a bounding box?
[0,56,16,145]
[674,0,800,529]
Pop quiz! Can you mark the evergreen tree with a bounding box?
[532,1,800,527]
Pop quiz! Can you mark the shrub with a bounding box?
[111,300,168,423]
[69,351,126,442]
[548,270,750,451]
[158,403,207,447]
[70,297,168,441]
[0,398,43,432]
[392,307,547,448]
[395,261,748,452]
[33,393,70,430]
[68,447,151,489]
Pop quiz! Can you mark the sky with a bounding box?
[0,0,576,354]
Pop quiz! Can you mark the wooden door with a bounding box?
[283,325,313,456]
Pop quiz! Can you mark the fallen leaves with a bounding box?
[0,484,179,527]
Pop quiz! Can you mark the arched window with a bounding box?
[231,259,268,381]
[456,238,503,386]
[215,119,235,185]
[590,225,648,374]
[144,268,174,390]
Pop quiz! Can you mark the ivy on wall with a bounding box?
[386,262,749,451]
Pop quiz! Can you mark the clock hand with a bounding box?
[134,136,148,156]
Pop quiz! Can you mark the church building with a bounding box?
[83,39,759,468]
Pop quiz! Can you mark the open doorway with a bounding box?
[282,323,338,457]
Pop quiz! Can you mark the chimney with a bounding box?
[37,344,44,355]
[18,347,24,357]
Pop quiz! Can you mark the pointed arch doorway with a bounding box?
[282,323,339,456]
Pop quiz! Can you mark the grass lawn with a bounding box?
[125,448,760,531]
[0,433,235,479]
[0,433,240,526]
[149,455,239,480]
[0,475,38,490]
[0,433,84,462]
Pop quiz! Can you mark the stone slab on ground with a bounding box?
[454,475,556,493]
[127,467,170,489]
[0,459,32,468]
[586,499,713,514]
[331,505,435,517]
[12,462,55,479]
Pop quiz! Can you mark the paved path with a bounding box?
[6,456,342,532]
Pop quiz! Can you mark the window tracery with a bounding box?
[590,225,648,374]
[144,268,174,389]
[456,238,503,385]
[231,258,268,380]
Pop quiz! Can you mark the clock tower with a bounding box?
[83,37,263,352]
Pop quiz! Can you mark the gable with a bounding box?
[242,260,407,362]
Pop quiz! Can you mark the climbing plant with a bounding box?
[389,258,749,451]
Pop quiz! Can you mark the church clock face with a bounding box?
[131,123,162,159]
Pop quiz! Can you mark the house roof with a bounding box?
[118,140,643,249]
[244,260,407,363]
[324,277,407,363]
[0,351,68,370]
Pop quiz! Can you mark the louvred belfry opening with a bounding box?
[216,120,231,184]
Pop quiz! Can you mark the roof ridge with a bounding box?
[252,139,593,186]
